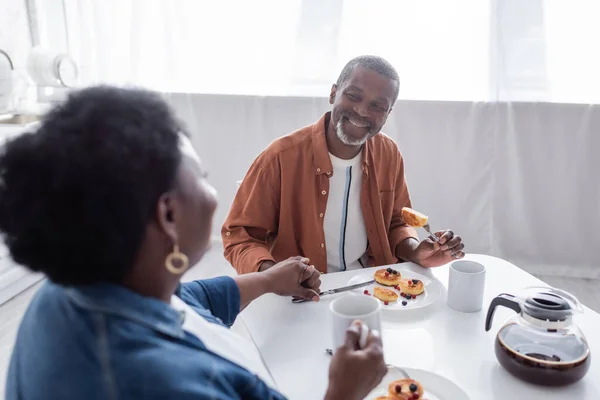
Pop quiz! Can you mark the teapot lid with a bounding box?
[518,286,583,322]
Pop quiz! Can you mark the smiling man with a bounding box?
[222,55,465,274]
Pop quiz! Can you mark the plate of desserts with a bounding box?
[366,367,469,400]
[347,266,442,311]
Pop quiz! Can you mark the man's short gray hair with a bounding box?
[335,55,400,103]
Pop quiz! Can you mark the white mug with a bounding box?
[330,295,382,352]
[447,260,486,312]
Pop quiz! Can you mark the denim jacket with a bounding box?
[6,277,286,400]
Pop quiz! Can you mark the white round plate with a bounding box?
[365,367,470,400]
[347,269,442,311]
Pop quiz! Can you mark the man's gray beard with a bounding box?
[336,118,372,146]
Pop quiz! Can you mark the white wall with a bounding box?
[166,94,600,279]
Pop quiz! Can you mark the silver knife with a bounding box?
[291,279,376,303]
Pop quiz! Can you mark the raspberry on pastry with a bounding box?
[374,268,402,286]
[373,287,399,303]
[398,278,425,296]
[388,378,424,400]
[400,207,428,228]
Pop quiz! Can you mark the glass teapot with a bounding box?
[485,286,591,386]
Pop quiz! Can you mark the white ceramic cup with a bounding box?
[330,294,382,352]
[447,260,486,312]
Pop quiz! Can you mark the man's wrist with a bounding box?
[395,237,420,263]
[258,260,276,272]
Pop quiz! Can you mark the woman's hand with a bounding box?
[263,256,322,301]
[325,321,387,400]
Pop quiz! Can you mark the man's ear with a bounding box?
[156,192,179,246]
[329,84,338,104]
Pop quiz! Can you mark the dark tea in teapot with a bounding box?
[486,287,591,386]
[495,322,591,386]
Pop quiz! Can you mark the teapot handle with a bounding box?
[485,293,522,332]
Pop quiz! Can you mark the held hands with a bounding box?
[325,321,387,400]
[263,256,322,302]
[414,230,465,268]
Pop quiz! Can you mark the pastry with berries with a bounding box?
[398,278,424,296]
[373,286,399,303]
[388,378,424,400]
[374,267,402,286]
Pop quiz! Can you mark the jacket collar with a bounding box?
[66,282,187,339]
[312,112,372,177]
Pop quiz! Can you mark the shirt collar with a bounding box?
[66,282,187,339]
[312,112,372,176]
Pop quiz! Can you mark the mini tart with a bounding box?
[373,287,399,303]
[374,268,402,286]
[400,207,428,228]
[398,278,425,296]
[388,378,424,400]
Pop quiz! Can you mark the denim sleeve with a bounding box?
[179,277,240,327]
[135,370,288,400]
[190,385,286,400]
[127,346,288,400]
[147,379,287,400]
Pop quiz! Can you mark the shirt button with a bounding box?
[226,232,231,236]
[319,213,324,218]
[321,243,325,248]
[321,190,326,195]
[316,168,321,173]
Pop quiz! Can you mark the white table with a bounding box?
[239,254,600,400]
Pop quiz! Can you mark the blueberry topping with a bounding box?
[412,279,419,284]
[402,301,408,306]
[386,268,392,273]
[409,383,418,392]
[393,270,399,275]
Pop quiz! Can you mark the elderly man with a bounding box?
[223,55,465,274]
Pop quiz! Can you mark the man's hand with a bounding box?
[413,230,465,267]
[397,230,465,268]
[263,256,322,301]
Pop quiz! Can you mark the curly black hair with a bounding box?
[0,86,183,285]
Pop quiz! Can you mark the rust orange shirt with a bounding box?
[222,112,417,274]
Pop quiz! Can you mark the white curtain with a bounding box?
[63,0,491,99]
[64,0,306,95]
[543,0,600,103]
[57,0,600,103]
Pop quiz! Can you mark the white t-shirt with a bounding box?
[170,296,277,390]
[323,152,368,273]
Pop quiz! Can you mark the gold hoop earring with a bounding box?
[165,244,189,275]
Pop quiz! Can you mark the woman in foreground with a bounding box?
[0,86,387,400]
